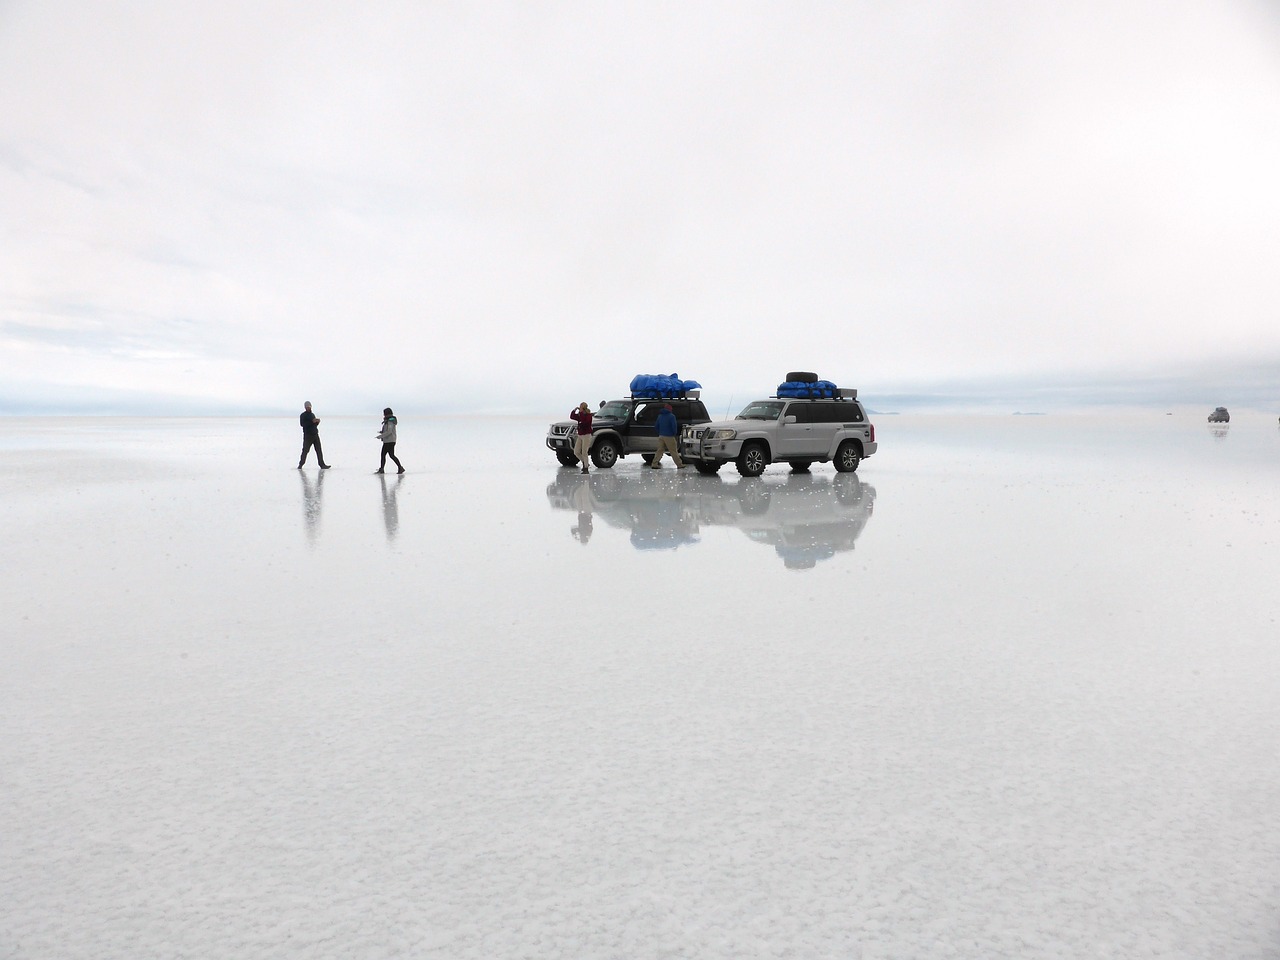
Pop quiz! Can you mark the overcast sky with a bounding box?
[3,0,1279,414]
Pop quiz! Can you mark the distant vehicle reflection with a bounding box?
[1207,422,1230,442]
[545,469,876,568]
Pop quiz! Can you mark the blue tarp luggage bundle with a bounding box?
[629,373,702,398]
[777,379,838,398]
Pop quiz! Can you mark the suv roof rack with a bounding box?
[770,389,858,400]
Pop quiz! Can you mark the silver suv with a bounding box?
[679,389,877,476]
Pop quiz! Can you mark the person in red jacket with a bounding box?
[569,402,593,474]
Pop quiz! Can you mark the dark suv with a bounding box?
[545,394,712,469]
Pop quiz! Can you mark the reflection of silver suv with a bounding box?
[544,470,875,568]
[679,390,877,476]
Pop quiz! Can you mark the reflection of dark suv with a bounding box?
[545,394,712,469]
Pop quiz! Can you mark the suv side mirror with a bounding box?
[784,415,797,424]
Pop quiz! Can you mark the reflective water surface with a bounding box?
[3,413,1279,959]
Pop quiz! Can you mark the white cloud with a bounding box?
[3,0,1280,412]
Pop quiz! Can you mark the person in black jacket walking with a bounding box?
[298,401,331,468]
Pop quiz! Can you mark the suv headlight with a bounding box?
[710,428,736,440]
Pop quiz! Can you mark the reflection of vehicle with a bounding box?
[1207,407,1230,423]
[545,394,711,469]
[679,389,877,477]
[545,471,876,568]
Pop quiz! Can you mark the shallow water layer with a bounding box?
[3,414,1279,959]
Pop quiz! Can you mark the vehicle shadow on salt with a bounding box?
[546,467,876,569]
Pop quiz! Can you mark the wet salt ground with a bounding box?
[3,413,1279,959]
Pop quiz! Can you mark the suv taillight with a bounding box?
[869,424,875,442]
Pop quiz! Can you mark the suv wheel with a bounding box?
[789,461,812,472]
[833,441,861,473]
[694,461,722,476]
[590,437,620,469]
[736,442,768,477]
[555,450,579,467]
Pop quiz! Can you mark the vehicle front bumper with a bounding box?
[679,433,742,463]
[546,430,577,453]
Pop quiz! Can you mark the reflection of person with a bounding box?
[375,407,404,474]
[298,401,331,469]
[300,466,325,544]
[571,477,593,544]
[570,402,593,474]
[650,403,686,469]
[379,472,402,541]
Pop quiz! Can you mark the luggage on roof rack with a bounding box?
[629,373,702,398]
[777,378,838,399]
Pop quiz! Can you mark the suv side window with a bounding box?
[788,403,815,424]
[816,403,863,424]
[634,403,661,426]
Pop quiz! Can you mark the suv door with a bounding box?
[628,401,662,455]
[776,402,822,457]
[806,403,848,458]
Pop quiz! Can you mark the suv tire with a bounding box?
[556,450,579,467]
[736,442,769,477]
[834,441,861,473]
[694,462,722,476]
[785,371,819,383]
[789,461,812,472]
[590,437,620,469]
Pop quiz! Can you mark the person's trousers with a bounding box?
[299,435,325,466]
[380,442,403,471]
[574,433,592,469]
[651,436,683,467]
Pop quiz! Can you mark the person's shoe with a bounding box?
[297,464,303,469]
[397,468,405,474]
[650,465,661,469]
[676,463,688,469]
[320,463,331,469]
[375,469,384,474]
[581,467,589,474]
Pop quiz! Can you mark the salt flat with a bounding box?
[2,413,1278,959]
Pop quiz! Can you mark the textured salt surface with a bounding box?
[3,414,1279,959]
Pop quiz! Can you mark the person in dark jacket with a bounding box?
[375,407,404,474]
[298,401,331,469]
[650,403,685,469]
[570,402,593,474]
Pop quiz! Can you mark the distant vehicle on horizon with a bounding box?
[1208,407,1230,423]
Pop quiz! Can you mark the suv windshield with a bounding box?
[736,401,784,421]
[597,401,631,420]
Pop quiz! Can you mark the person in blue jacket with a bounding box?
[650,403,686,469]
